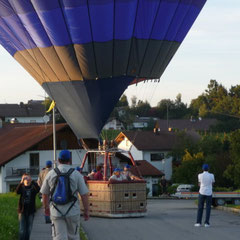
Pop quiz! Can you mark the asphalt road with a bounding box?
[81,199,240,240]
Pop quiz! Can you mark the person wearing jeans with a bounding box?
[18,213,34,240]
[16,174,40,240]
[195,164,215,227]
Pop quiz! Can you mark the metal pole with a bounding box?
[167,103,169,130]
[103,152,108,181]
[53,105,57,168]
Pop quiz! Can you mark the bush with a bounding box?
[167,184,179,194]
[213,187,233,192]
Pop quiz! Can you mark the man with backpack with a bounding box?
[40,150,89,240]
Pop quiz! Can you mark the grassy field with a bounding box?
[0,192,42,240]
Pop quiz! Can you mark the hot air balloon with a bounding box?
[0,0,207,140]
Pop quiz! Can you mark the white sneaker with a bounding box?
[204,224,210,227]
[194,223,201,227]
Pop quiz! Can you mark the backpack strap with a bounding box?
[51,168,78,217]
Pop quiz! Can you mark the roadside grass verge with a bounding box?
[225,204,240,209]
[0,192,42,240]
[0,192,19,240]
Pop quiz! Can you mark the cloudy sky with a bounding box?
[0,0,239,106]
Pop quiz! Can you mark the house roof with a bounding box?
[0,123,67,166]
[156,118,218,131]
[0,101,45,118]
[130,160,164,177]
[115,130,200,151]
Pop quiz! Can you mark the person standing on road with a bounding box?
[38,160,52,223]
[160,175,167,195]
[38,160,52,187]
[16,173,40,240]
[40,150,89,240]
[194,164,215,227]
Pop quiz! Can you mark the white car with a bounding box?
[176,184,194,192]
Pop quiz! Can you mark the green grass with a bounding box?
[0,192,19,240]
[80,225,88,240]
[0,192,87,240]
[225,204,240,209]
[0,192,42,240]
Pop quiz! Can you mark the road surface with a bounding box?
[81,199,240,240]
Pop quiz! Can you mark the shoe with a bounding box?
[194,223,201,227]
[204,223,210,227]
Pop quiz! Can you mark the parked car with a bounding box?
[176,184,194,192]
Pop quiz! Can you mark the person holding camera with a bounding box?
[16,173,40,240]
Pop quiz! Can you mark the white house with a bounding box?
[0,100,46,123]
[0,123,87,193]
[115,130,200,196]
[103,118,124,130]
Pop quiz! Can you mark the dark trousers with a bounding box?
[19,213,34,240]
[196,194,212,224]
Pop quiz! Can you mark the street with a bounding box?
[81,199,240,240]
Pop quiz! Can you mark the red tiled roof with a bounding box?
[0,123,67,166]
[130,160,163,177]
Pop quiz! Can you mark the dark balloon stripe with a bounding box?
[13,39,180,84]
[42,77,134,139]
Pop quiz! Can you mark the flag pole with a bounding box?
[53,105,57,168]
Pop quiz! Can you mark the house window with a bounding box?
[30,153,39,167]
[150,153,164,161]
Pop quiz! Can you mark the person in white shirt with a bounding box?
[194,164,215,227]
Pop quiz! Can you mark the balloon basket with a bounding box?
[81,180,147,218]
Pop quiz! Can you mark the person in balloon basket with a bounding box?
[93,165,103,180]
[194,164,215,228]
[121,164,141,181]
[16,173,40,240]
[38,160,53,223]
[40,150,89,240]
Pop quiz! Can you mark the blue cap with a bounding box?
[46,160,52,167]
[124,164,130,169]
[59,150,71,161]
[113,168,120,172]
[202,164,209,171]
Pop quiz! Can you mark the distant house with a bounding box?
[0,100,46,123]
[132,117,158,129]
[156,118,218,132]
[115,130,200,196]
[0,123,86,193]
[103,118,124,130]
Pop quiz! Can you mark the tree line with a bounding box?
[111,79,240,132]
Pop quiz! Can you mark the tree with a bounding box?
[224,130,240,188]
[116,94,129,107]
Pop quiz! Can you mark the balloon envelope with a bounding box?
[0,0,206,139]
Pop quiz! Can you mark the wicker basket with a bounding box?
[80,180,147,218]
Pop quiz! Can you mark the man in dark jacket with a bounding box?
[16,173,40,240]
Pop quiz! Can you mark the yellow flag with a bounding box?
[46,100,55,113]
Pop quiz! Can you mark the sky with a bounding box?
[0,0,239,107]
